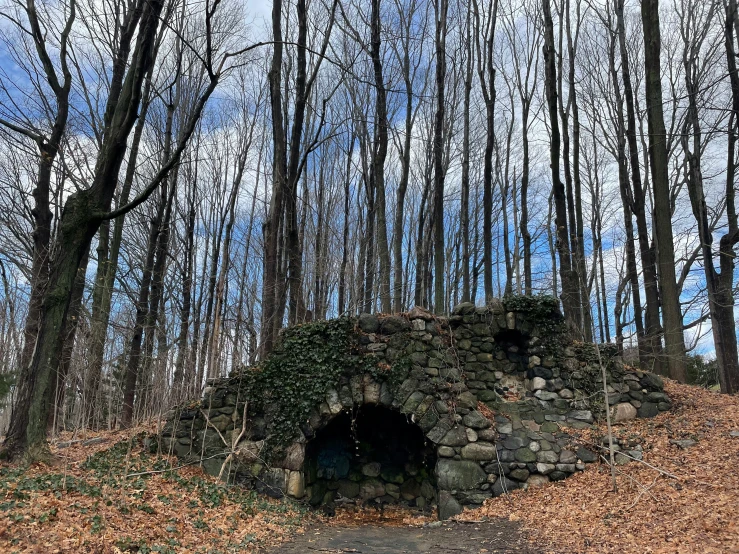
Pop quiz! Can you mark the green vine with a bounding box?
[368,354,412,399]
[502,294,566,348]
[229,317,410,459]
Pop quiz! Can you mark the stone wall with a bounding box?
[160,297,670,519]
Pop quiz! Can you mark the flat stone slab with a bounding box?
[261,519,542,553]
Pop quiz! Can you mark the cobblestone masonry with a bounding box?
[160,298,670,519]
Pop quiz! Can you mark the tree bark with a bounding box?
[260,0,287,356]
[121,180,171,428]
[338,133,354,315]
[432,0,448,313]
[370,0,392,314]
[641,0,687,382]
[172,175,196,402]
[461,7,473,303]
[616,0,662,371]
[13,0,75,378]
[565,0,592,340]
[473,0,498,303]
[3,0,167,459]
[714,0,739,393]
[683,0,739,394]
[48,249,88,433]
[543,0,579,328]
[606,9,647,364]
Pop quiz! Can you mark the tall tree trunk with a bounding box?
[313,161,326,319]
[432,0,448,313]
[498,97,515,296]
[414,169,431,307]
[3,0,169,459]
[209,143,249,376]
[232,137,262,367]
[138,97,179,414]
[565,0,592,340]
[85,70,156,427]
[121,184,170,428]
[641,0,686,382]
[606,13,647,363]
[713,0,739,393]
[589,130,610,342]
[48,249,88,433]
[173,176,196,402]
[520,99,533,295]
[139,173,176,413]
[616,0,662,371]
[543,0,579,328]
[197,197,226,385]
[393,32,415,312]
[19,157,54,378]
[473,0,498,303]
[461,7,473,303]
[261,0,287,357]
[285,0,317,326]
[683,0,739,394]
[14,0,75,378]
[370,0,392,313]
[556,0,580,328]
[363,179,377,313]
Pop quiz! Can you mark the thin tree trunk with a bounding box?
[557,0,581,329]
[85,68,156,428]
[616,0,662,371]
[173,175,196,402]
[393,36,415,312]
[121,184,170,428]
[432,0,448,313]
[338,133,354,315]
[461,7,473,303]
[370,0,392,313]
[565,0,592,340]
[521,100,533,295]
[606,12,647,363]
[414,169,431,307]
[473,0,498,303]
[543,0,579,328]
[714,0,739,393]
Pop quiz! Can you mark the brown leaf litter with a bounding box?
[2,381,738,553]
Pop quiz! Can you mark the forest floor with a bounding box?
[0,380,738,553]
[0,425,307,553]
[461,379,739,553]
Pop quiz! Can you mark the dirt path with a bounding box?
[263,519,542,553]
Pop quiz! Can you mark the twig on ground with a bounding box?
[125,452,231,478]
[623,474,660,511]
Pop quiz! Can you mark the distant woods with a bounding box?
[0,0,738,460]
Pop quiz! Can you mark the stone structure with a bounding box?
[160,297,670,519]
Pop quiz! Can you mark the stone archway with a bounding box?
[162,298,672,520]
[251,354,502,520]
[302,404,438,509]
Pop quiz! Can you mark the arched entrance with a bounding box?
[304,405,437,510]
